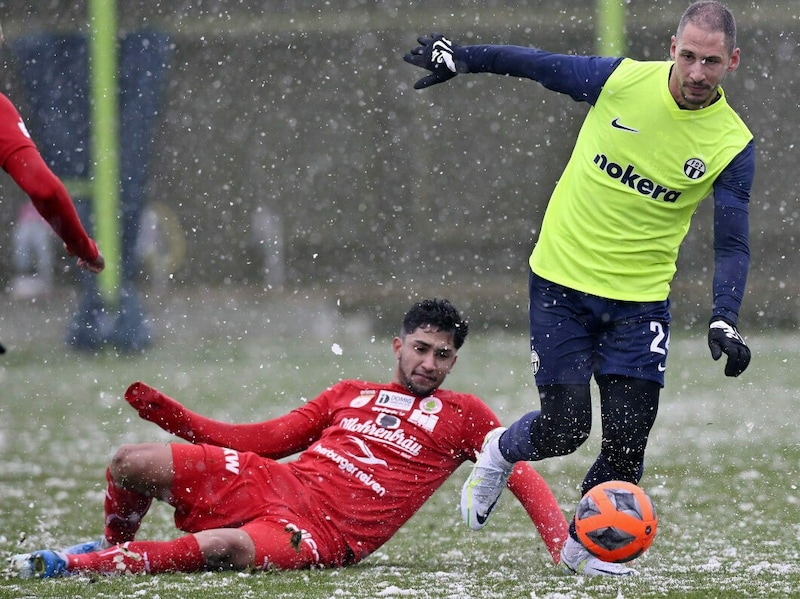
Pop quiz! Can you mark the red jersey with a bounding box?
[126,381,568,563]
[282,380,498,560]
[0,93,36,163]
[0,93,99,261]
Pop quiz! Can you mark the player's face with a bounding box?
[669,22,740,109]
[393,325,458,396]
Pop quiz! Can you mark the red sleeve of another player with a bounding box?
[507,463,569,565]
[4,146,99,262]
[125,381,330,459]
[0,94,34,162]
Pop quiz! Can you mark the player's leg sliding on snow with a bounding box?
[9,447,211,578]
[11,536,206,578]
[9,442,344,577]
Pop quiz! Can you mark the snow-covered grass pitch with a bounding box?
[1,297,798,598]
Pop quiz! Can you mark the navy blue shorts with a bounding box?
[528,271,671,387]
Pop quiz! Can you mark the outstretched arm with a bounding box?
[125,381,325,459]
[4,146,104,273]
[456,45,622,103]
[507,463,569,564]
[403,33,621,104]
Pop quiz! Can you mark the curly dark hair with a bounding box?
[401,298,469,349]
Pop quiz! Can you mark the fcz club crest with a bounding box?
[683,158,706,180]
[530,350,541,375]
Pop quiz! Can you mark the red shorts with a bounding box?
[169,443,353,569]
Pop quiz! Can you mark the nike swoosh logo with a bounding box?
[611,118,639,133]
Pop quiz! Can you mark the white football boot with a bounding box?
[460,427,513,530]
[559,536,637,576]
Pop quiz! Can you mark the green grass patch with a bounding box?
[1,299,798,598]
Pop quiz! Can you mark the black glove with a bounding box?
[708,317,751,377]
[403,33,459,89]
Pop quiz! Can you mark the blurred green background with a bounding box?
[0,1,796,339]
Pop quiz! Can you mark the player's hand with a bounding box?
[125,381,196,440]
[125,381,182,421]
[65,243,106,273]
[403,33,459,89]
[708,317,751,377]
[78,251,105,273]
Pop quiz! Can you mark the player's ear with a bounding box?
[392,336,403,359]
[727,47,740,72]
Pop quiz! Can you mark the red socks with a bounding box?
[68,535,205,575]
[70,470,205,575]
[103,467,153,544]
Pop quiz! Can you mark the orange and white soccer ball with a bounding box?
[574,480,658,563]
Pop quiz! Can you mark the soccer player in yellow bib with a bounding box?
[404,1,753,576]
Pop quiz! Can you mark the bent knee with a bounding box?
[196,530,255,570]
[109,443,173,491]
[536,384,592,457]
[533,420,590,458]
[548,427,590,456]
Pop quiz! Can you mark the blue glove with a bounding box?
[403,33,459,89]
[708,317,751,377]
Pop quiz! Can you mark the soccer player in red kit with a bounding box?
[0,24,102,353]
[0,93,104,274]
[0,91,104,353]
[10,299,568,578]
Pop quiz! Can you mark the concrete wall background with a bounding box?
[0,1,797,333]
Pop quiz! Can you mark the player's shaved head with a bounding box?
[677,1,737,55]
